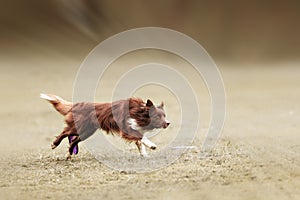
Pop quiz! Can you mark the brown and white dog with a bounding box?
[40,94,170,159]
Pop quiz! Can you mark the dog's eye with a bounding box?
[155,114,162,119]
[151,114,159,119]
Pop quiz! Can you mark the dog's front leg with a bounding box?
[136,140,148,157]
[141,137,157,150]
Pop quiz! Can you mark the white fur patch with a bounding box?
[127,118,141,131]
[140,143,147,157]
[136,141,148,157]
[141,137,157,149]
[127,118,159,135]
[40,93,55,101]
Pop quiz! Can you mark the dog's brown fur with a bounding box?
[40,94,169,159]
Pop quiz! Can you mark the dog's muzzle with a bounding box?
[162,120,170,129]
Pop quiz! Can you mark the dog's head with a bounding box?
[146,99,170,129]
[128,98,170,131]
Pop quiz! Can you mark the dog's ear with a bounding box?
[158,101,164,109]
[146,99,154,107]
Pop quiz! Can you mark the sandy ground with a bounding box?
[0,51,299,199]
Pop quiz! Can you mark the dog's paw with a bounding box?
[51,143,57,149]
[150,145,157,150]
[65,153,72,160]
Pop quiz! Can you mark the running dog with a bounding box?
[40,94,170,159]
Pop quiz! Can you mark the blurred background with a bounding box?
[1,0,300,64]
[1,2,300,199]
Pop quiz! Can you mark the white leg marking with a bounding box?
[136,141,148,157]
[141,137,157,150]
[140,144,148,157]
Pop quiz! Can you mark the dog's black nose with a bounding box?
[163,121,170,128]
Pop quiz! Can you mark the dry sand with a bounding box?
[0,51,299,199]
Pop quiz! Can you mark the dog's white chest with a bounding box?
[127,118,155,134]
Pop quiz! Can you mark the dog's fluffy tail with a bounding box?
[40,93,72,115]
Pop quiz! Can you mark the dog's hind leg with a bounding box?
[65,127,97,159]
[66,136,81,160]
[52,126,77,149]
